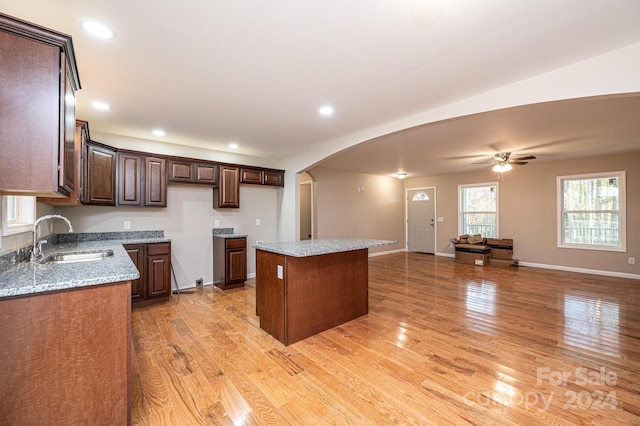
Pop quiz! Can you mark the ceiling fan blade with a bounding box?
[510,161,529,165]
[512,155,536,161]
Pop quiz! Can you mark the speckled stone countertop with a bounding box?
[253,238,397,257]
[0,230,170,299]
[0,241,140,299]
[212,227,247,239]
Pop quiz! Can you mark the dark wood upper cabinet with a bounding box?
[168,159,217,185]
[0,13,81,197]
[117,152,166,207]
[240,168,284,187]
[240,168,264,184]
[195,163,217,184]
[168,160,193,182]
[117,152,142,206]
[38,120,88,205]
[214,166,240,208]
[264,170,284,187]
[145,156,166,207]
[84,142,116,206]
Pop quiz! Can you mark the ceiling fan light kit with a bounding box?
[493,163,512,173]
[486,152,536,173]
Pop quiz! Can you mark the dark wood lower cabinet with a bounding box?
[125,242,171,307]
[213,236,247,289]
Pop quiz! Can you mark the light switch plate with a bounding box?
[277,265,283,279]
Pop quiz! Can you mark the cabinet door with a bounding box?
[195,163,217,184]
[168,160,193,182]
[0,30,59,195]
[227,248,247,284]
[215,166,240,208]
[125,244,146,301]
[37,120,86,205]
[84,143,116,205]
[145,157,167,207]
[264,170,284,187]
[58,53,76,195]
[240,168,263,184]
[147,254,171,298]
[117,153,142,206]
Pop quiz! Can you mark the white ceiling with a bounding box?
[3,1,640,177]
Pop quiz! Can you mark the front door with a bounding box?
[407,188,435,253]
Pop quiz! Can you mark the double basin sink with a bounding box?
[40,249,114,264]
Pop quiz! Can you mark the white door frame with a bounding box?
[405,186,437,252]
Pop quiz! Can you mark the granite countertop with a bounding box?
[253,238,397,257]
[212,227,247,239]
[0,230,170,299]
[213,234,248,239]
[0,241,140,299]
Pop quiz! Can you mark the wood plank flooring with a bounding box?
[131,252,640,425]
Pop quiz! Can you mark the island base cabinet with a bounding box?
[256,248,368,346]
[0,282,131,426]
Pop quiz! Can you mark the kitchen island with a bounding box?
[254,238,396,346]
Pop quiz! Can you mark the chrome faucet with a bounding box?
[30,214,74,262]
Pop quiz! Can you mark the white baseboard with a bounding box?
[430,252,640,280]
[435,252,455,258]
[517,261,640,280]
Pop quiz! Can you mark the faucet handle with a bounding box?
[37,240,48,252]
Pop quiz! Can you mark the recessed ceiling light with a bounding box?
[319,106,334,116]
[229,143,239,150]
[82,21,115,39]
[152,129,165,137]
[91,101,111,111]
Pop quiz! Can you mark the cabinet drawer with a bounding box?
[226,238,246,249]
[147,242,171,256]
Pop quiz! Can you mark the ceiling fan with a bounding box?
[476,152,537,172]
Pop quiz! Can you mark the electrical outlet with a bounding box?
[123,221,131,230]
[214,220,220,227]
[630,257,636,265]
[277,265,283,279]
[196,278,203,286]
[256,240,264,245]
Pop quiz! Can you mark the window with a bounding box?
[2,195,36,236]
[411,192,429,201]
[557,171,626,251]
[459,183,498,237]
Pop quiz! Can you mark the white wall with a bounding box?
[55,184,280,289]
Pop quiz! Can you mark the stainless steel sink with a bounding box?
[41,249,114,264]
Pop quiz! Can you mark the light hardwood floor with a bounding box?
[131,252,640,425]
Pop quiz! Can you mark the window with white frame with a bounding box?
[459,183,498,238]
[557,171,626,251]
[2,195,36,236]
